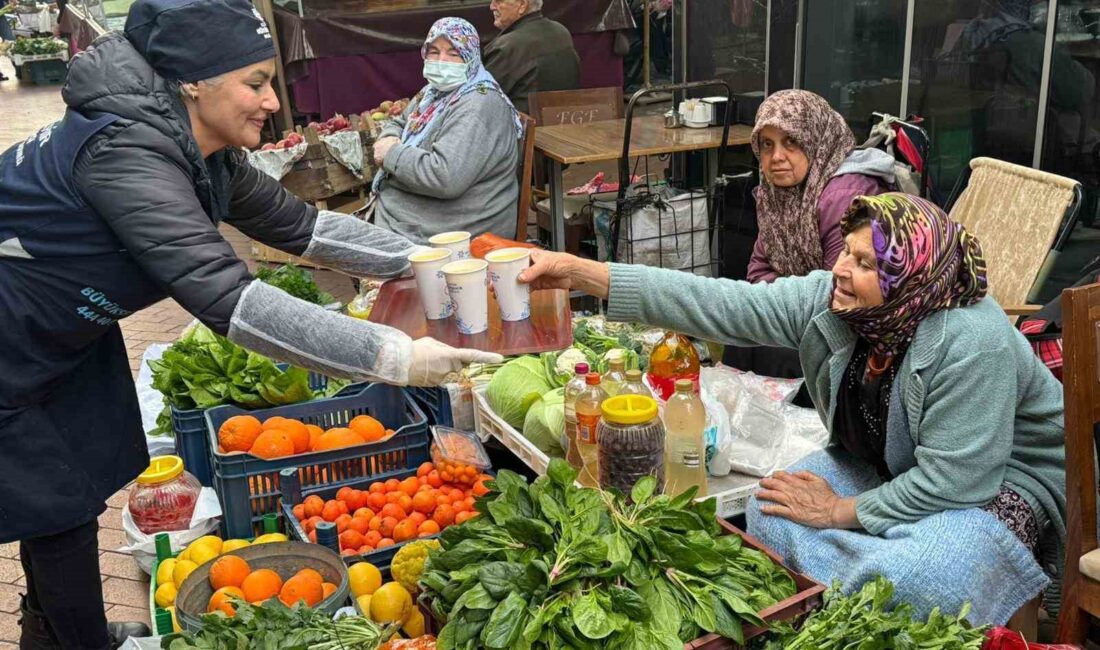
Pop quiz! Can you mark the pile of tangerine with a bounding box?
[291,462,491,557]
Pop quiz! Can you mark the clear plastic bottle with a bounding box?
[618,369,653,398]
[648,331,700,400]
[663,379,708,497]
[601,354,628,397]
[563,362,590,471]
[574,373,608,488]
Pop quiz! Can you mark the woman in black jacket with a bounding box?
[0,0,499,646]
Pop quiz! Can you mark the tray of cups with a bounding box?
[369,232,573,356]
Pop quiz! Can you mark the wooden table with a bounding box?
[533,115,753,250]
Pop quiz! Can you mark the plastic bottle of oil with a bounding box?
[648,331,700,400]
[601,354,628,397]
[574,373,608,488]
[618,369,653,398]
[563,362,590,471]
[663,378,708,496]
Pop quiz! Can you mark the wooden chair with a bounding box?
[947,157,1083,316]
[515,112,536,241]
[1054,280,1100,644]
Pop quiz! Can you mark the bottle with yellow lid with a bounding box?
[596,394,665,495]
[128,455,202,535]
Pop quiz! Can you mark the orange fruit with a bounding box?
[241,569,283,603]
[384,479,401,493]
[250,430,294,459]
[399,477,420,497]
[265,418,309,455]
[386,492,402,504]
[367,492,387,511]
[455,511,479,524]
[336,487,354,503]
[303,495,324,519]
[369,482,385,494]
[306,424,324,451]
[279,572,324,607]
[392,519,417,543]
[315,428,364,452]
[218,416,263,453]
[427,471,443,489]
[411,490,436,514]
[308,530,317,543]
[432,504,455,528]
[353,507,373,519]
[322,582,337,599]
[368,517,383,533]
[292,504,306,521]
[349,516,371,536]
[380,503,406,520]
[340,530,364,550]
[208,555,251,591]
[417,462,434,478]
[364,531,382,547]
[335,514,352,533]
[376,538,395,549]
[348,415,386,443]
[418,520,441,536]
[296,568,324,583]
[379,517,398,538]
[342,548,360,557]
[321,501,342,523]
[336,500,349,516]
[397,494,414,514]
[208,586,245,616]
[408,512,428,527]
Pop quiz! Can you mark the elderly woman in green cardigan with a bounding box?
[519,192,1065,625]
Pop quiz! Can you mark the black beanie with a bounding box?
[124,0,276,83]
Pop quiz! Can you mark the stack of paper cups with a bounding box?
[428,231,472,260]
[408,248,454,320]
[442,258,489,334]
[486,248,532,321]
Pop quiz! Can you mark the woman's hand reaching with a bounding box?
[518,250,611,299]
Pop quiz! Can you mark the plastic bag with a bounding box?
[118,487,222,575]
[642,373,730,477]
[982,628,1081,649]
[135,344,176,457]
[713,363,803,402]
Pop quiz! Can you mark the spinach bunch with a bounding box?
[161,600,395,650]
[752,577,987,650]
[419,459,797,650]
[255,264,335,306]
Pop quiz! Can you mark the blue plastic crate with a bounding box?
[171,370,332,487]
[205,383,429,539]
[25,58,67,85]
[406,386,453,427]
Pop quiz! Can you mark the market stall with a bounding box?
[274,0,634,118]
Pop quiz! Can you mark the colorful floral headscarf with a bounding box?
[751,90,857,278]
[831,192,988,359]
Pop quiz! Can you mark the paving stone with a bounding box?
[98,507,125,532]
[0,559,22,584]
[107,489,132,509]
[0,584,22,615]
[0,612,20,646]
[0,545,17,560]
[101,578,149,609]
[97,527,128,553]
[105,604,150,625]
[98,551,145,582]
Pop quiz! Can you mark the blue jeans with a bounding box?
[0,16,15,42]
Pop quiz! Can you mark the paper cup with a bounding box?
[442,258,489,334]
[486,247,532,321]
[408,248,455,320]
[429,231,472,260]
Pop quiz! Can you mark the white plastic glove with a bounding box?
[407,337,503,387]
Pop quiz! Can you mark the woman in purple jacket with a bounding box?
[747,90,895,282]
[730,90,896,403]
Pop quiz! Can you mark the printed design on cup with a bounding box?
[456,250,471,260]
[454,315,480,335]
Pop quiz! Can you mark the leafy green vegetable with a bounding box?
[255,264,336,305]
[573,318,648,372]
[751,577,987,650]
[486,356,555,429]
[11,37,66,56]
[521,388,565,457]
[161,599,395,649]
[421,459,797,650]
[149,324,343,435]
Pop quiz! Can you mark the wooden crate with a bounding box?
[280,113,380,204]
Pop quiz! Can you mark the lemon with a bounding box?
[155,558,177,587]
[167,605,181,633]
[154,582,178,608]
[252,533,289,544]
[348,562,382,597]
[369,582,412,624]
[189,543,219,567]
[403,608,425,637]
[356,594,372,616]
[221,539,250,553]
[177,546,192,563]
[172,559,198,588]
[191,535,223,554]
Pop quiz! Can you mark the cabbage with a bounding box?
[486,356,555,429]
[522,388,566,457]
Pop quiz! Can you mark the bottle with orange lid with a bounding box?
[648,331,700,400]
[128,455,202,534]
[574,373,607,488]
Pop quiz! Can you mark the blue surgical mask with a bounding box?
[423,60,468,92]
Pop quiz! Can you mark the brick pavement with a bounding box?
[0,55,356,644]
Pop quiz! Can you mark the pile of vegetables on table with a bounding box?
[254,264,336,306]
[10,36,66,56]
[418,459,797,650]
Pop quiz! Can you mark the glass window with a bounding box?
[801,0,908,133]
[686,0,768,95]
[768,0,799,92]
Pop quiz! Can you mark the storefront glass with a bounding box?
[686,0,768,95]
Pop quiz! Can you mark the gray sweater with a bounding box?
[374,89,520,244]
[607,265,1066,543]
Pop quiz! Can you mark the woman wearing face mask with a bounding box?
[517,193,1065,625]
[371,17,522,244]
[0,1,501,646]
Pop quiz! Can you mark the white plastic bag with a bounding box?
[136,344,176,457]
[118,487,222,575]
[642,373,730,478]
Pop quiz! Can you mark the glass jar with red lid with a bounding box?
[128,455,201,535]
